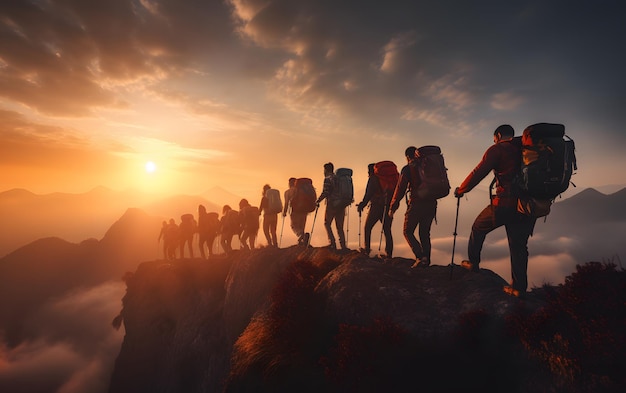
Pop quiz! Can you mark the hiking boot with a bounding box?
[359,247,371,255]
[411,257,430,268]
[302,232,310,245]
[503,285,521,298]
[326,243,337,250]
[461,260,479,272]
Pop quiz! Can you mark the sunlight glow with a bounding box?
[145,161,157,173]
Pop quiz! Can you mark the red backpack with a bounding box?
[373,161,399,197]
[291,178,317,213]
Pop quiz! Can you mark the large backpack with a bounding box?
[180,213,197,235]
[516,123,577,217]
[206,212,219,234]
[373,161,399,198]
[222,209,241,234]
[241,206,260,230]
[265,188,283,214]
[291,178,317,213]
[411,146,451,199]
[333,168,354,208]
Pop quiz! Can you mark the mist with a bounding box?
[0,281,125,393]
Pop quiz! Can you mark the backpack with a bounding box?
[265,188,283,214]
[411,146,451,199]
[333,168,354,208]
[180,213,197,235]
[206,212,220,234]
[373,161,399,198]
[291,178,317,213]
[516,123,577,217]
[222,209,241,233]
[241,206,260,230]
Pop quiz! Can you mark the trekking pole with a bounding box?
[346,206,350,246]
[307,205,319,248]
[279,213,285,247]
[358,210,362,249]
[449,196,461,280]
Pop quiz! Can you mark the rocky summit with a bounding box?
[107,246,558,393]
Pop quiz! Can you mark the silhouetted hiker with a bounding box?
[259,184,280,247]
[389,146,437,268]
[197,204,219,258]
[316,162,348,250]
[239,198,260,250]
[220,205,241,255]
[158,220,168,259]
[179,213,197,258]
[165,218,179,260]
[357,163,393,258]
[283,177,310,246]
[454,124,537,297]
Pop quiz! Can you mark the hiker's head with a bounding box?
[405,146,417,162]
[289,177,296,187]
[263,184,271,195]
[368,163,375,176]
[239,198,249,209]
[169,218,175,225]
[494,124,514,142]
[222,205,231,214]
[323,162,334,176]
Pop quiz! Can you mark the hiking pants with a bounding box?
[263,213,278,246]
[324,205,346,248]
[468,205,537,292]
[198,232,217,258]
[290,211,308,239]
[364,202,393,256]
[404,199,437,260]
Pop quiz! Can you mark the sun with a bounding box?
[145,161,157,173]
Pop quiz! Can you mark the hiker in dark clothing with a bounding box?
[389,146,437,268]
[454,124,536,297]
[239,198,259,250]
[197,204,218,258]
[220,205,240,255]
[259,184,278,247]
[357,163,393,257]
[179,214,197,258]
[316,162,347,250]
[283,177,309,245]
[164,218,179,260]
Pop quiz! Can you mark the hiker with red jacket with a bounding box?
[389,146,437,268]
[316,162,348,250]
[454,124,536,297]
[357,163,393,258]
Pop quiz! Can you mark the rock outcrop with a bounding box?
[109,246,549,393]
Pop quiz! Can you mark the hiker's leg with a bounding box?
[291,213,305,238]
[335,207,346,248]
[324,207,336,246]
[506,212,536,293]
[383,211,393,257]
[418,202,436,261]
[268,215,278,246]
[468,205,504,266]
[263,216,271,244]
[403,204,423,259]
[363,206,379,252]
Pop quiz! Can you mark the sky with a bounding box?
[1,0,625,200]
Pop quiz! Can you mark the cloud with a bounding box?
[0,281,125,393]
